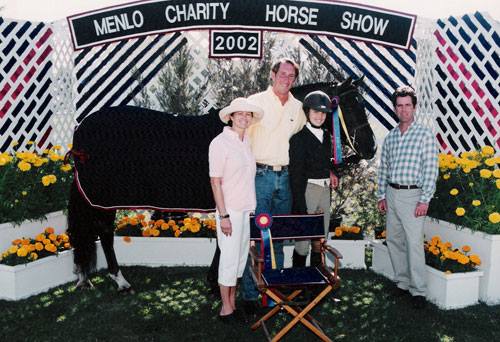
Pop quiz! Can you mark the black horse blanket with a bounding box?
[72,106,224,211]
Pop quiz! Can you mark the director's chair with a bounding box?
[249,213,342,342]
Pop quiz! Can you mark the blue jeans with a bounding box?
[241,167,291,301]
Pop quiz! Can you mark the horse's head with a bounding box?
[332,76,377,161]
[291,77,377,163]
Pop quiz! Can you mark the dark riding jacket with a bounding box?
[289,126,338,214]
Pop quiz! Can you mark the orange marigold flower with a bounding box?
[123,236,131,243]
[142,228,151,237]
[470,254,481,265]
[174,230,181,237]
[45,227,55,234]
[462,245,471,252]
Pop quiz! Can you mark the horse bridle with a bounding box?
[334,87,373,158]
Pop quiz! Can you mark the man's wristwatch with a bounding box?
[219,213,230,219]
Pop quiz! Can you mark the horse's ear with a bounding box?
[352,75,365,87]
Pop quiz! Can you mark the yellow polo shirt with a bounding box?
[247,87,306,166]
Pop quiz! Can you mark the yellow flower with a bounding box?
[496,179,500,190]
[35,242,43,251]
[457,255,470,265]
[479,169,492,179]
[21,191,28,196]
[142,228,151,237]
[60,164,72,172]
[455,207,465,216]
[489,212,500,224]
[8,245,18,254]
[52,145,62,150]
[493,169,500,178]
[462,167,471,174]
[449,188,459,196]
[174,230,181,237]
[151,229,160,237]
[17,247,29,257]
[442,174,451,180]
[18,160,31,172]
[30,252,38,261]
[190,223,201,233]
[481,145,495,157]
[485,158,495,167]
[41,175,52,186]
[161,223,169,230]
[472,200,481,207]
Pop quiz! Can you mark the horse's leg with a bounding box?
[97,215,133,292]
[68,180,97,289]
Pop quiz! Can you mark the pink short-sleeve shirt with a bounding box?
[209,127,256,211]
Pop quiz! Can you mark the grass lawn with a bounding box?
[1,266,499,341]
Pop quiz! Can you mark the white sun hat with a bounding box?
[219,97,264,124]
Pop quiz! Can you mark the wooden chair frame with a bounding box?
[249,216,342,342]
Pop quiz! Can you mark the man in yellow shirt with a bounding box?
[241,58,307,310]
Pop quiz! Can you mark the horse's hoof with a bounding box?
[118,286,135,295]
[76,279,94,290]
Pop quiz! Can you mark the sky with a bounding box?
[0,0,499,21]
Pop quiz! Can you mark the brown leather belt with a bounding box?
[256,163,288,172]
[389,183,419,190]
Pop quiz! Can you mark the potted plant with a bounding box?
[113,212,217,267]
[424,235,483,309]
[426,146,500,305]
[0,227,79,300]
[0,146,73,250]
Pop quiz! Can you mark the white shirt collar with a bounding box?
[306,122,323,143]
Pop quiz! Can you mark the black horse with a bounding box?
[67,77,376,291]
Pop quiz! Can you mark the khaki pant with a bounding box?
[386,187,427,296]
[295,183,331,256]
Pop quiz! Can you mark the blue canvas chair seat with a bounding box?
[262,267,329,287]
[249,214,342,342]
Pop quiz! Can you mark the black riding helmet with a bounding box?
[303,91,332,114]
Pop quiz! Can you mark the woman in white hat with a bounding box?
[208,97,263,321]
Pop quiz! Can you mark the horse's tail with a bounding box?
[67,180,98,276]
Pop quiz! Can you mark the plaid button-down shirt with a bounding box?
[377,122,438,203]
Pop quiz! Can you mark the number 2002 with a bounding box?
[213,34,258,52]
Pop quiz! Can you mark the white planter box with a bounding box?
[424,217,500,305]
[426,265,483,310]
[370,240,395,280]
[113,237,217,267]
[326,238,368,269]
[0,211,67,251]
[0,242,106,301]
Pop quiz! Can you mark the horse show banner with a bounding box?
[67,0,416,50]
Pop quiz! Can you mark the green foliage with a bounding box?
[428,147,500,234]
[0,148,72,225]
[331,160,384,235]
[207,35,276,107]
[151,45,208,114]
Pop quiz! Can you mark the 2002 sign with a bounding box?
[210,30,262,58]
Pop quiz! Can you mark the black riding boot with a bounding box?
[310,251,322,267]
[292,250,307,268]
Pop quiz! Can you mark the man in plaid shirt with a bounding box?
[377,86,438,309]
